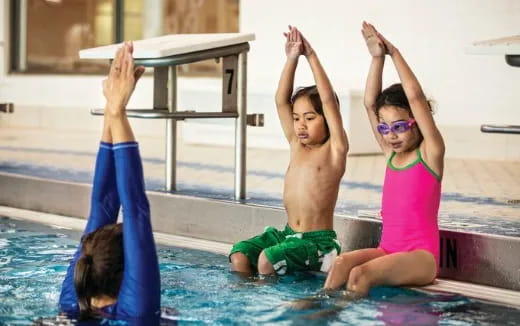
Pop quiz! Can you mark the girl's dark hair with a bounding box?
[374,83,433,118]
[74,223,124,320]
[375,83,434,142]
[291,85,339,142]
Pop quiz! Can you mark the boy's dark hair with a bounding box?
[290,85,340,142]
[74,223,124,319]
[374,83,433,118]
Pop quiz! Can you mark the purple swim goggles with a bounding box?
[377,119,416,135]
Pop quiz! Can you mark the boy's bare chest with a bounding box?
[286,147,339,182]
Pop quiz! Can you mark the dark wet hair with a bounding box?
[375,83,434,141]
[74,223,124,320]
[375,83,433,118]
[291,85,339,142]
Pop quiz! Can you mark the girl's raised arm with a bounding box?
[376,28,445,159]
[362,22,392,156]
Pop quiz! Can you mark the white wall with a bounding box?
[1,0,520,158]
[241,0,520,127]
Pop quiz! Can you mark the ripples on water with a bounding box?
[1,216,520,325]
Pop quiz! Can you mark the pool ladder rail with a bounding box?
[90,108,264,127]
[483,53,520,133]
[480,124,520,134]
[83,35,258,200]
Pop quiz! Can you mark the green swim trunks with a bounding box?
[229,225,341,275]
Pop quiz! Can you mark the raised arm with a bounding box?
[376,28,445,159]
[104,43,160,318]
[113,142,160,319]
[104,43,144,144]
[299,28,348,154]
[58,140,121,314]
[275,26,301,144]
[361,22,392,156]
[59,48,134,312]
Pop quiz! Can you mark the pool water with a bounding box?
[1,216,519,325]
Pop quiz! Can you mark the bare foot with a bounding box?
[288,297,322,310]
[339,289,365,300]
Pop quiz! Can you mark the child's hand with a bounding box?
[376,30,397,56]
[300,30,315,58]
[362,22,397,56]
[103,42,145,115]
[283,25,303,60]
[361,21,385,57]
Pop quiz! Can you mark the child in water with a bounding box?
[229,26,348,276]
[324,22,445,295]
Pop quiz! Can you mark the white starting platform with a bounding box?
[466,35,520,56]
[79,33,262,200]
[466,35,520,134]
[79,33,255,59]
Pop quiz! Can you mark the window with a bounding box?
[15,0,115,74]
[163,0,239,76]
[10,0,239,76]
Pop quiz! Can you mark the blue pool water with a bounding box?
[1,216,519,325]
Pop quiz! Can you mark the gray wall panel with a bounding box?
[1,172,519,291]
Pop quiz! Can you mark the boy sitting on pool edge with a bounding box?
[229,26,348,276]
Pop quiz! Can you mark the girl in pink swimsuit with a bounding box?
[324,22,445,296]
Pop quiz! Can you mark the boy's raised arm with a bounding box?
[275,26,301,144]
[300,29,348,154]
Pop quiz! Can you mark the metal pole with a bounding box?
[153,67,168,109]
[166,66,177,191]
[114,0,125,43]
[235,51,247,200]
[17,0,27,71]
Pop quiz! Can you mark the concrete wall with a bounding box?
[1,1,520,158]
[2,171,520,291]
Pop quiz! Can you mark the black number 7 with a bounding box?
[225,69,234,95]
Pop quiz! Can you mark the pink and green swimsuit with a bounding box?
[379,149,441,272]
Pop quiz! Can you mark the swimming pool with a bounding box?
[1,216,519,325]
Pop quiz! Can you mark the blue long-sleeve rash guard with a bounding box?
[58,142,161,323]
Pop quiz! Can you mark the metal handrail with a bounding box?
[505,55,520,67]
[91,109,238,120]
[87,38,256,199]
[481,124,520,134]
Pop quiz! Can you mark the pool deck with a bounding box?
[0,125,518,236]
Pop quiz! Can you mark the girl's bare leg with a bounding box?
[323,248,385,289]
[347,249,436,296]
